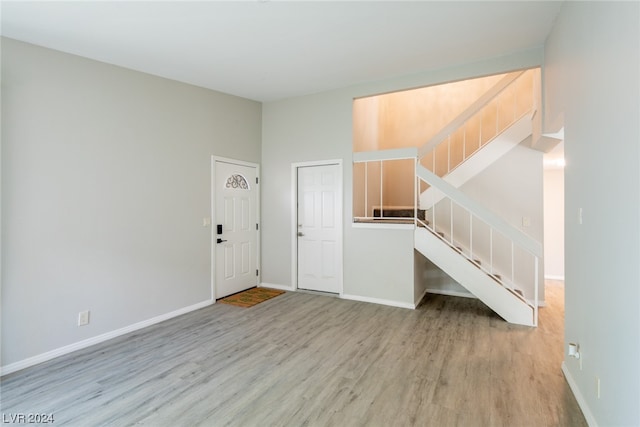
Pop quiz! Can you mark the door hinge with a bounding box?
[256,269,259,276]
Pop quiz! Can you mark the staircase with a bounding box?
[415,165,540,326]
[419,112,533,209]
[353,69,542,327]
[418,70,536,208]
[415,227,534,325]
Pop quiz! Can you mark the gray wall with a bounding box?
[544,2,639,425]
[261,49,543,307]
[1,38,262,367]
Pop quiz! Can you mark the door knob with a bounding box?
[297,232,304,237]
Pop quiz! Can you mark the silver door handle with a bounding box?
[297,232,304,237]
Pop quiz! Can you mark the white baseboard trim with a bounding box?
[0,299,213,377]
[561,361,598,427]
[545,274,565,281]
[260,283,411,310]
[426,288,476,299]
[340,293,415,309]
[414,287,430,307]
[260,282,294,292]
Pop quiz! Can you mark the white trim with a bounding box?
[212,155,260,169]
[414,287,430,307]
[259,282,294,292]
[340,293,415,310]
[0,300,212,377]
[545,274,565,281]
[426,289,477,299]
[562,362,598,427]
[291,159,344,295]
[352,222,415,230]
[353,147,418,162]
[211,156,260,301]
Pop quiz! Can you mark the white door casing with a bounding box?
[212,158,259,299]
[294,161,343,294]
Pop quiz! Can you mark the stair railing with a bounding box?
[353,147,418,221]
[416,164,541,325]
[418,69,535,178]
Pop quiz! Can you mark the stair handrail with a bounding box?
[417,70,526,160]
[353,147,419,221]
[416,164,541,257]
[353,147,418,163]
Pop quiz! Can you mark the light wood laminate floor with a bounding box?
[1,280,586,426]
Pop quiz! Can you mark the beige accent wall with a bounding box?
[353,73,504,152]
[353,71,536,212]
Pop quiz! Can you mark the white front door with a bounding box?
[214,159,258,299]
[296,164,342,293]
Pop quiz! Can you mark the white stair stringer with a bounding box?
[420,113,533,210]
[415,226,535,326]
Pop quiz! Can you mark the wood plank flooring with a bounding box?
[1,280,586,426]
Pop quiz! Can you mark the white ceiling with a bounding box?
[1,1,563,102]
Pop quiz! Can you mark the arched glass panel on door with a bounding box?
[225,174,249,190]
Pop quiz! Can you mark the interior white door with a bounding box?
[215,161,258,299]
[297,164,342,293]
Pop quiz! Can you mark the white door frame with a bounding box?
[211,156,260,301]
[291,159,343,295]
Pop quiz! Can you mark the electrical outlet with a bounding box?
[578,208,583,225]
[580,353,583,370]
[78,310,90,326]
[202,217,211,227]
[522,217,531,227]
[568,342,582,369]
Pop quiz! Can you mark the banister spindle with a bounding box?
[490,228,493,274]
[450,198,453,245]
[447,135,451,174]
